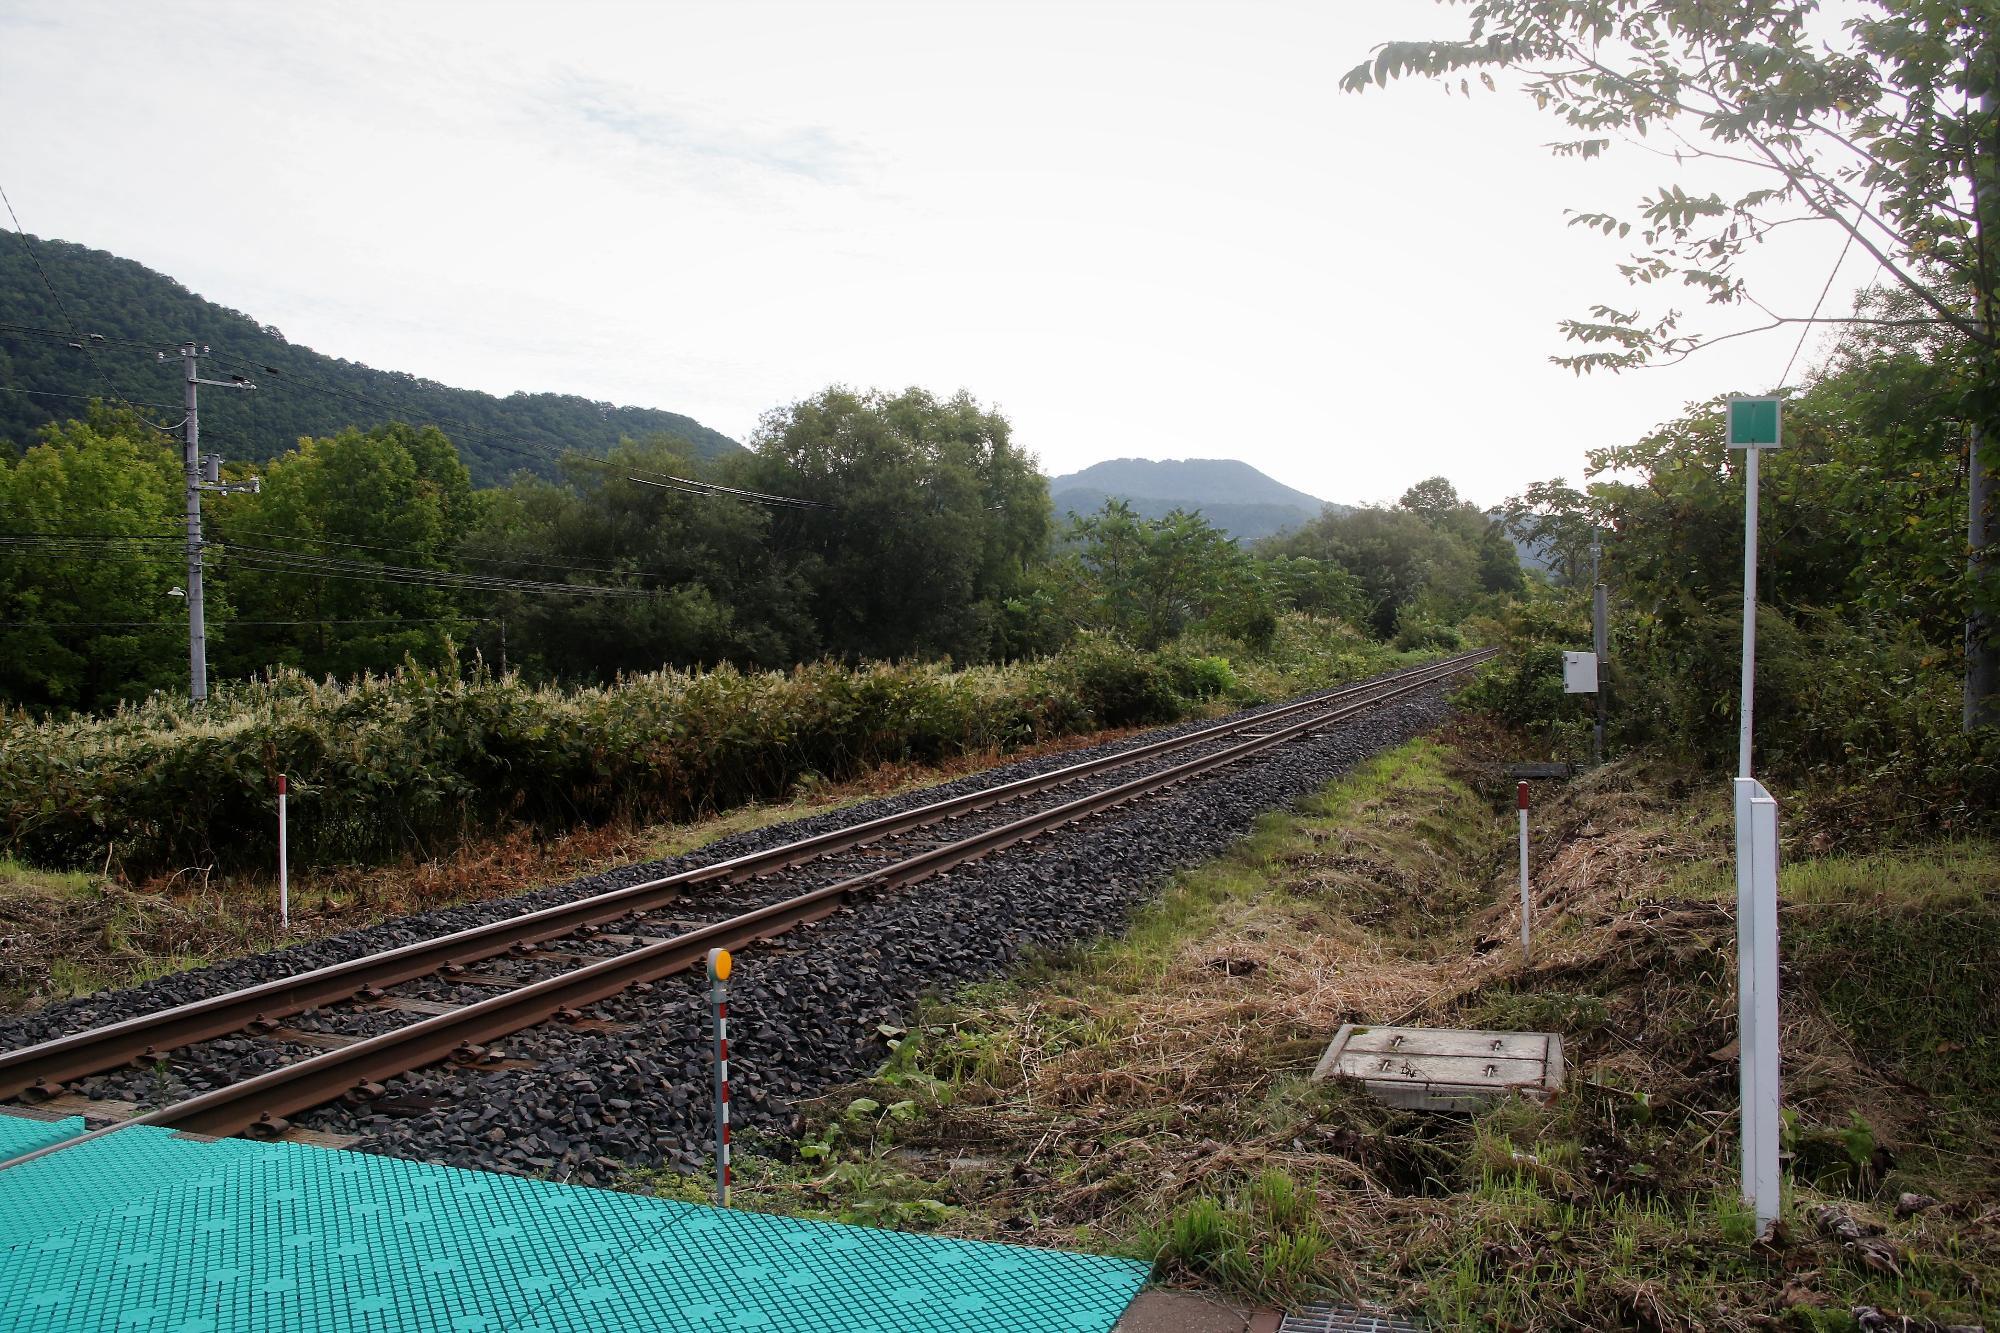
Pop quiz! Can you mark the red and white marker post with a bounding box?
[277,774,290,932]
[708,947,732,1207]
[1517,781,1531,962]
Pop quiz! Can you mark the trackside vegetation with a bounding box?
[0,618,1415,877]
[681,734,1999,1329]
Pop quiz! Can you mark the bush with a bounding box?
[0,625,1406,877]
[1164,654,1237,701]
[1393,610,1466,653]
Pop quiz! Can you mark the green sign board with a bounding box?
[1726,396,1782,449]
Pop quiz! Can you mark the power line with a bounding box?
[220,543,652,598]
[6,316,853,516]
[1779,182,1882,387]
[0,384,181,409]
[5,318,836,513]
[0,320,162,350]
[195,350,836,510]
[1,617,495,629]
[0,532,654,599]
[219,524,678,579]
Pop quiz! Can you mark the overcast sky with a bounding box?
[0,1,1873,507]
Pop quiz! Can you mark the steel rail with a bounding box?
[0,650,1494,1103]
[0,647,1489,1161]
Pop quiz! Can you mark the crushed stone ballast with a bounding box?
[2,654,1482,1184]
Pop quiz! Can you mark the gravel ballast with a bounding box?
[4,671,1459,1184]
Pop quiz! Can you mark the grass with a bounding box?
[634,722,2000,1329]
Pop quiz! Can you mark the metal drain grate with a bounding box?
[1279,1303,1427,1333]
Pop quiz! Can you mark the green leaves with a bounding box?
[1345,0,1998,371]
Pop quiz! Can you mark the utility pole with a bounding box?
[1591,530,1607,766]
[169,343,257,702]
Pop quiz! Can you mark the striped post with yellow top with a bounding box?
[708,947,732,1207]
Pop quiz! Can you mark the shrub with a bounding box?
[1393,611,1465,653]
[0,624,1409,877]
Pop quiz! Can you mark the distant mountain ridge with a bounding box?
[0,235,741,485]
[1048,457,1342,542]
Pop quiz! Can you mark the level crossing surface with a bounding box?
[0,1111,1148,1332]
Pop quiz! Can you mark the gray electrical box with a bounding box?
[1562,650,1598,694]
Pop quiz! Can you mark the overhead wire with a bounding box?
[1,384,181,409]
[0,532,653,599]
[1778,182,1883,388]
[217,524,679,579]
[195,348,838,510]
[219,543,652,598]
[1,616,496,629]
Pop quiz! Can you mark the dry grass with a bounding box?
[704,722,2000,1330]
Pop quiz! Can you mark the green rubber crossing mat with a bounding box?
[525,1200,1146,1332]
[0,1110,83,1163]
[0,1124,266,1250]
[0,1128,1149,1332]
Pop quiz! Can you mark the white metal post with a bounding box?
[1738,446,1759,779]
[277,774,289,931]
[1592,534,1608,767]
[1735,777,1782,1233]
[1517,781,1530,962]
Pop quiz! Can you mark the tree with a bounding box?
[1346,1,1992,370]
[1504,478,1600,587]
[1346,0,1999,723]
[737,387,1050,663]
[458,435,814,679]
[1060,501,1252,649]
[1398,475,1463,519]
[1267,505,1478,636]
[210,422,477,680]
[0,408,187,710]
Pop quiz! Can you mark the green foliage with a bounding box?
[0,627,1381,875]
[731,386,1051,664]
[1392,609,1465,653]
[1262,482,1520,637]
[1479,301,1996,810]
[1452,600,1589,728]
[0,408,188,710]
[1781,846,2000,1099]
[1344,1,1996,375]
[211,422,478,682]
[0,235,740,485]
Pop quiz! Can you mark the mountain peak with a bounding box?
[1047,457,1337,542]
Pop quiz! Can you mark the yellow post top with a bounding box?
[707,947,732,981]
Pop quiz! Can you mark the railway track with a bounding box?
[0,649,1492,1167]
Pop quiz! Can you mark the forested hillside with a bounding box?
[1048,457,1338,541]
[0,234,740,484]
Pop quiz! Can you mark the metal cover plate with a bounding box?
[1312,1024,1562,1110]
